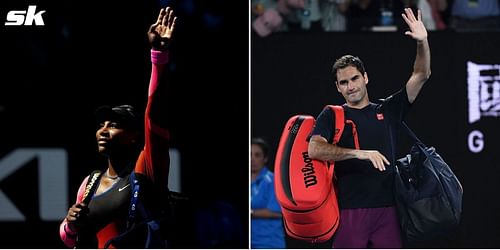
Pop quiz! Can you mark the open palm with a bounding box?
[148,7,177,50]
[401,8,427,42]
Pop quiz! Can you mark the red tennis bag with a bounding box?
[274,105,344,243]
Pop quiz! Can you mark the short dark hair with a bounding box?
[251,137,270,159]
[332,55,366,83]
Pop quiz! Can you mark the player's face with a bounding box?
[336,66,369,108]
[96,120,136,155]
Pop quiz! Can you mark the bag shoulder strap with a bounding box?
[327,104,362,150]
[127,172,142,226]
[378,101,423,165]
[326,105,345,145]
[325,105,345,179]
[82,170,102,204]
[401,122,423,145]
[104,173,144,249]
[126,173,161,226]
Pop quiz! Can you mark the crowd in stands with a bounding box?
[252,0,500,37]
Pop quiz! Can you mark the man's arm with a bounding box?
[402,8,431,104]
[308,135,389,171]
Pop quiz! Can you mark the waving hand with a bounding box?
[148,7,177,51]
[401,8,427,42]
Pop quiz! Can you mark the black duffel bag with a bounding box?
[393,122,463,243]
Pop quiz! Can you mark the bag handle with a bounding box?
[76,171,101,248]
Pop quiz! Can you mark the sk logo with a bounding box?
[5,5,46,26]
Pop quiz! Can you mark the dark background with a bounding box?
[252,31,500,248]
[0,0,248,248]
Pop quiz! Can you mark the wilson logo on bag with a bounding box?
[274,105,344,243]
[301,152,318,188]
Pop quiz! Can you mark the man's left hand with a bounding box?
[401,8,427,42]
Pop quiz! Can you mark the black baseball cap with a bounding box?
[95,105,141,130]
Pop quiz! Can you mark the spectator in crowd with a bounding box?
[282,0,324,31]
[345,0,405,31]
[449,0,500,31]
[426,0,448,30]
[321,0,350,31]
[251,0,455,34]
[411,0,447,30]
[252,0,291,37]
[252,0,278,22]
[253,7,286,37]
[251,137,285,249]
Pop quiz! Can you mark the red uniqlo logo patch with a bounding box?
[376,113,384,120]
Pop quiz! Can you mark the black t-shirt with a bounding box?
[311,87,411,209]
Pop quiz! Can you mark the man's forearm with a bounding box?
[308,136,390,171]
[308,137,359,162]
[407,38,431,103]
[413,38,431,80]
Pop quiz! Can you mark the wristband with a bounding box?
[151,49,169,64]
[64,224,77,238]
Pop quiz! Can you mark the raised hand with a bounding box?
[148,7,177,51]
[401,8,427,42]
